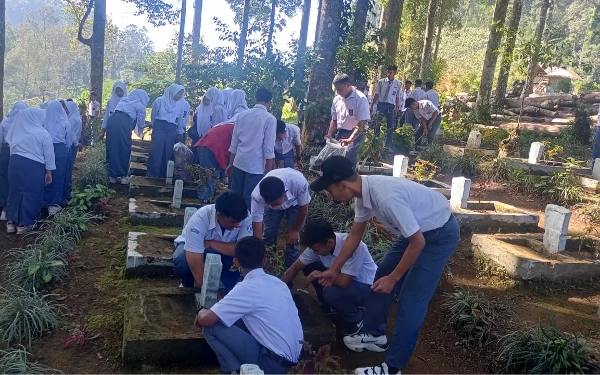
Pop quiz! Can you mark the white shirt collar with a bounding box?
[254,104,268,111]
[208,205,218,230]
[360,176,372,210]
[244,268,266,279]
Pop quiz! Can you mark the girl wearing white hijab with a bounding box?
[0,101,28,220]
[221,87,233,110]
[148,83,185,178]
[106,89,150,184]
[63,101,83,202]
[194,87,228,141]
[41,100,70,215]
[99,81,127,140]
[5,108,55,234]
[226,89,249,118]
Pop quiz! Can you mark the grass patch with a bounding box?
[87,313,123,336]
[0,347,60,374]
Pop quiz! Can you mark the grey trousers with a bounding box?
[230,166,263,210]
[263,205,303,267]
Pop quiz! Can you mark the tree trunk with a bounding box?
[379,0,404,76]
[175,0,186,83]
[297,0,311,57]
[522,0,550,97]
[314,0,324,46]
[419,0,438,79]
[266,0,277,58]
[191,0,203,64]
[91,0,106,103]
[432,15,443,62]
[493,0,522,108]
[350,0,370,43]
[475,0,510,108]
[237,0,251,67]
[0,0,4,120]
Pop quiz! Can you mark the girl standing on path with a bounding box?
[98,81,127,141]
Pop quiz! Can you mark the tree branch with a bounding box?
[78,0,93,47]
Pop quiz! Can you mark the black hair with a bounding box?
[255,87,273,103]
[332,73,351,85]
[78,104,86,109]
[215,191,248,222]
[405,80,413,85]
[300,219,335,247]
[425,81,434,89]
[66,98,74,102]
[415,79,423,86]
[387,65,398,72]
[259,176,285,203]
[276,120,287,134]
[235,236,265,269]
[90,91,97,97]
[405,98,417,108]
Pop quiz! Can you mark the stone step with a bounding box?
[126,232,177,278]
[129,198,206,227]
[129,162,147,177]
[453,201,540,234]
[132,139,152,149]
[131,151,148,164]
[129,176,198,199]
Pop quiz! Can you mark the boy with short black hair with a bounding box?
[372,65,402,149]
[275,120,302,169]
[282,219,376,335]
[405,97,440,145]
[196,236,303,374]
[424,81,440,107]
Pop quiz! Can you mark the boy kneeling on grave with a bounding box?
[173,191,253,292]
[282,219,377,335]
[195,236,303,374]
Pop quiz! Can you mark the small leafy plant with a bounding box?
[6,245,68,292]
[442,288,498,347]
[535,169,583,205]
[76,143,108,189]
[40,208,99,242]
[69,184,115,212]
[0,347,60,374]
[391,125,415,153]
[358,129,385,165]
[410,159,440,182]
[290,343,344,374]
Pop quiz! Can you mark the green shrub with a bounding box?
[6,244,68,292]
[69,184,115,212]
[480,158,511,182]
[447,153,482,177]
[358,130,385,164]
[0,347,60,374]
[498,324,595,374]
[535,169,583,205]
[76,143,108,189]
[40,208,99,242]
[554,79,572,93]
[410,160,440,182]
[442,288,498,347]
[480,127,509,149]
[442,119,472,145]
[391,125,415,153]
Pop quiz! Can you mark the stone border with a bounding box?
[422,179,451,198]
[129,176,198,199]
[454,201,540,233]
[503,157,592,176]
[443,144,498,157]
[357,162,393,175]
[130,152,148,163]
[126,232,176,278]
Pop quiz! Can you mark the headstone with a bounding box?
[393,155,409,178]
[240,364,265,375]
[166,160,175,185]
[528,142,544,164]
[183,207,197,228]
[450,177,471,209]
[593,159,600,180]
[543,204,571,254]
[466,131,482,149]
[172,180,183,209]
[196,253,222,309]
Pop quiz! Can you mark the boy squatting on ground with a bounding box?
[282,218,377,336]
[195,236,303,374]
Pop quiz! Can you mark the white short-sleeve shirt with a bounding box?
[414,100,439,120]
[275,124,301,155]
[408,87,426,101]
[299,232,377,285]
[425,90,440,107]
[354,175,451,238]
[374,79,402,105]
[331,89,371,131]
[210,268,303,363]
[250,168,311,222]
[174,204,253,253]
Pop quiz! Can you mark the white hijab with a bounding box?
[116,89,150,113]
[6,108,48,148]
[159,83,185,114]
[226,89,249,118]
[1,101,29,136]
[43,100,69,143]
[65,101,81,127]
[107,81,127,110]
[221,87,233,106]
[195,87,222,138]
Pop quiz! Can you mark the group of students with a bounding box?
[177,73,459,375]
[0,98,85,234]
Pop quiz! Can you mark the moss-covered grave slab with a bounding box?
[443,144,498,157]
[454,201,539,233]
[357,162,393,176]
[129,176,198,199]
[503,157,591,176]
[129,198,205,227]
[126,232,177,278]
[421,179,451,198]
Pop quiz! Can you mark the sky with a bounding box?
[106,0,320,53]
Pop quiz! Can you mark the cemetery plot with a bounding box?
[126,232,177,277]
[129,176,198,199]
[129,198,205,227]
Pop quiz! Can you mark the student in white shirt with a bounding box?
[424,81,440,107]
[274,120,302,169]
[309,156,460,375]
[399,80,412,126]
[251,168,310,267]
[196,236,303,374]
[327,73,370,168]
[405,79,426,130]
[98,81,127,140]
[88,92,100,119]
[148,83,186,178]
[405,98,440,146]
[372,65,402,149]
[5,108,55,235]
[63,100,83,203]
[282,219,377,335]
[173,191,252,291]
[227,87,277,208]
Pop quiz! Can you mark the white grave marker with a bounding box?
[592,159,600,180]
[166,160,175,185]
[450,177,471,209]
[197,253,222,308]
[466,131,482,149]
[172,179,183,209]
[183,207,197,228]
[528,142,544,164]
[393,155,409,178]
[543,204,571,254]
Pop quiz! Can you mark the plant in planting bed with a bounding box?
[75,143,108,190]
[358,129,385,166]
[0,287,60,347]
[0,347,60,374]
[535,169,583,205]
[40,208,99,242]
[69,184,115,212]
[391,125,415,154]
[498,323,597,374]
[410,159,440,182]
[6,244,68,292]
[290,343,344,374]
[480,158,511,182]
[442,287,498,348]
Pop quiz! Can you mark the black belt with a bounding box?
[264,349,297,368]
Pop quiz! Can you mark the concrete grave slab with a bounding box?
[129,176,198,199]
[132,139,152,149]
[421,179,451,198]
[357,162,393,176]
[129,198,205,227]
[579,175,600,193]
[443,144,498,157]
[126,232,177,278]
[453,201,540,233]
[503,157,592,176]
[472,233,600,281]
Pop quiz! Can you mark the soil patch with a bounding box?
[133,198,205,214]
[137,234,176,258]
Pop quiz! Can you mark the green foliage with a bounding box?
[76,143,108,190]
[40,208,99,242]
[480,127,509,149]
[441,119,472,145]
[264,245,286,279]
[534,169,583,205]
[554,79,572,93]
[0,347,60,374]
[6,244,68,292]
[442,288,498,347]
[281,102,299,124]
[573,106,592,145]
[358,130,385,164]
[410,160,440,182]
[419,143,482,177]
[69,185,115,212]
[518,128,591,162]
[498,324,595,374]
[0,288,60,348]
[480,158,511,182]
[391,125,415,154]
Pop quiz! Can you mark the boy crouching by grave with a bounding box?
[251,168,311,267]
[195,236,303,374]
[282,219,377,335]
[173,191,252,292]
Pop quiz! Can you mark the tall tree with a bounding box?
[175,0,186,83]
[314,0,323,46]
[191,0,203,64]
[475,0,510,107]
[78,0,106,103]
[378,0,404,76]
[432,12,443,61]
[522,0,550,97]
[493,0,522,107]
[297,0,311,57]
[266,0,277,58]
[0,0,4,119]
[419,0,438,79]
[349,0,370,44]
[237,0,251,67]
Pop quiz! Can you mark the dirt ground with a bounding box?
[10,177,599,374]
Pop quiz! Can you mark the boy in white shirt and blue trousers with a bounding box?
[195,236,303,374]
[372,65,402,149]
[274,120,302,169]
[310,156,460,375]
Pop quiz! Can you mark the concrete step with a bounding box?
[129,176,198,199]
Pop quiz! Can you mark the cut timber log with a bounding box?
[521,106,557,118]
[506,115,551,124]
[581,92,600,104]
[505,97,575,110]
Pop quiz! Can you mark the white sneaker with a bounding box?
[0,210,6,221]
[6,222,16,234]
[343,319,364,336]
[120,176,131,185]
[343,331,388,352]
[109,177,118,184]
[16,225,34,235]
[47,205,62,216]
[354,363,400,375]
